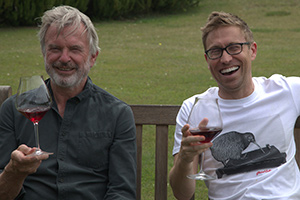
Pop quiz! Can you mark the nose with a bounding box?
[59,49,71,63]
[220,50,232,64]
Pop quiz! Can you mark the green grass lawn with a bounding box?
[1,0,300,199]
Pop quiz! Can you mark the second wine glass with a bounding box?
[187,97,223,180]
[15,75,53,156]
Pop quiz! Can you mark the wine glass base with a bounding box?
[27,149,53,157]
[187,172,216,180]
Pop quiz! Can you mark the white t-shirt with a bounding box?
[172,74,300,200]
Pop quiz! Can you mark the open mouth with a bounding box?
[220,66,240,75]
[57,67,74,71]
[52,61,76,72]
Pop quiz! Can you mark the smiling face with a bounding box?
[204,26,257,99]
[44,23,98,90]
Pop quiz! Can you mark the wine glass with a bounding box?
[15,75,53,156]
[187,97,223,180]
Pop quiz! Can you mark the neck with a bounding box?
[50,80,86,117]
[218,81,255,100]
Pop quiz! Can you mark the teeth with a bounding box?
[58,68,72,71]
[221,66,239,74]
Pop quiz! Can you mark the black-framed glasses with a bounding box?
[205,42,250,60]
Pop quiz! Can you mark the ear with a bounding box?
[89,51,99,67]
[204,53,211,70]
[250,42,257,61]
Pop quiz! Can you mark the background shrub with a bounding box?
[0,0,200,26]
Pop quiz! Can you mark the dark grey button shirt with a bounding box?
[0,78,137,200]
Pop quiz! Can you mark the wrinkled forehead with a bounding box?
[48,21,87,39]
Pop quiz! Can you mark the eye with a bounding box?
[227,44,240,53]
[209,48,221,56]
[70,45,83,53]
[48,45,61,53]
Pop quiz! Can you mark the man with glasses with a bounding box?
[169,11,300,199]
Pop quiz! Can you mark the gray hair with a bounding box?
[38,5,100,56]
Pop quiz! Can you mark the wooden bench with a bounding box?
[130,104,181,200]
[1,85,300,200]
[0,86,12,106]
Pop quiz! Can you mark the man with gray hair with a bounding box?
[0,5,136,199]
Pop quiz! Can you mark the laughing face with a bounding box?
[204,26,257,99]
[44,23,98,89]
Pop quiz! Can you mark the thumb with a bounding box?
[199,117,209,128]
[17,144,34,155]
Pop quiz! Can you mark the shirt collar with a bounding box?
[45,77,93,104]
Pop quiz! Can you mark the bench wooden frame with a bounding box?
[1,86,299,200]
[130,105,181,200]
[0,86,12,106]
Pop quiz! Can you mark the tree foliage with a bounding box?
[0,0,200,26]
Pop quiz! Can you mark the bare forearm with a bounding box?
[169,154,197,200]
[170,124,211,199]
[0,145,47,199]
[0,163,26,200]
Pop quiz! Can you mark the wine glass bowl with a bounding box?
[15,75,53,156]
[189,127,223,143]
[187,97,223,180]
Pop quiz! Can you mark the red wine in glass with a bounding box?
[18,107,50,123]
[190,127,222,143]
[15,75,53,156]
[187,97,223,180]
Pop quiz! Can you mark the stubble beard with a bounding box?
[45,59,91,88]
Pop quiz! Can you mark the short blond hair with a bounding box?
[201,11,254,50]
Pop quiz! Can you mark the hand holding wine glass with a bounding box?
[15,75,53,156]
[187,97,223,180]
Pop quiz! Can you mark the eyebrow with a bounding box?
[207,42,241,50]
[47,44,84,51]
[47,44,59,49]
[70,45,84,50]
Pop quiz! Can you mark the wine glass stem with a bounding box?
[33,122,41,150]
[199,152,205,173]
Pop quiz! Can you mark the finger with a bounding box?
[31,154,50,161]
[17,144,33,155]
[179,142,212,163]
[25,148,38,156]
[26,148,51,160]
[190,142,212,149]
[182,135,203,145]
[185,144,213,156]
[181,124,190,138]
[199,117,209,128]
[16,145,49,161]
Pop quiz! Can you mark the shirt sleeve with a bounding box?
[172,96,196,156]
[286,76,300,116]
[105,104,137,200]
[0,97,18,169]
[0,97,26,199]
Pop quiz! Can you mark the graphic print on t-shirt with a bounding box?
[210,131,287,178]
